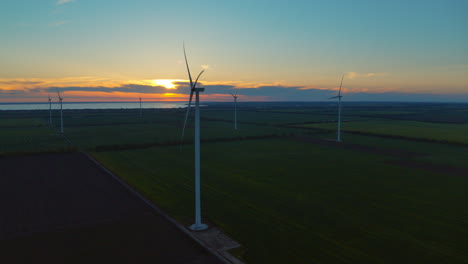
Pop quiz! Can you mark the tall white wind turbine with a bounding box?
[180,44,208,231]
[329,74,344,142]
[57,88,64,133]
[229,89,238,130]
[48,95,52,127]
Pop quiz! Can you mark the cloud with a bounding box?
[0,89,24,95]
[0,80,42,88]
[1,78,466,103]
[347,72,358,79]
[345,92,468,102]
[43,84,169,94]
[346,72,387,79]
[56,0,74,5]
[298,86,330,90]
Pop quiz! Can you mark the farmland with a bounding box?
[1,102,467,263]
[298,120,468,144]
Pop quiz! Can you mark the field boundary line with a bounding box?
[80,151,243,264]
[293,126,468,146]
[92,134,284,152]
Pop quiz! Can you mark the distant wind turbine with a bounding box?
[229,89,238,130]
[56,88,64,133]
[180,43,208,231]
[329,74,344,142]
[139,96,142,117]
[48,94,52,127]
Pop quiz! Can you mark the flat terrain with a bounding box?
[0,153,222,264]
[1,102,467,263]
[93,138,468,264]
[298,120,468,144]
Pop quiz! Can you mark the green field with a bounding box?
[91,139,467,263]
[202,109,370,125]
[298,120,468,144]
[0,115,70,154]
[1,102,467,263]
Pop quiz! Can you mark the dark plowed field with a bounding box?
[0,153,222,264]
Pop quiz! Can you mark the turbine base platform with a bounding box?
[190,223,209,231]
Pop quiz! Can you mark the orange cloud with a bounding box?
[4,76,458,103]
[298,86,330,90]
[59,91,189,102]
[346,72,387,79]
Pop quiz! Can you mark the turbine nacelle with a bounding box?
[56,88,63,101]
[329,74,344,99]
[229,89,238,99]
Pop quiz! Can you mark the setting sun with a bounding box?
[152,79,183,89]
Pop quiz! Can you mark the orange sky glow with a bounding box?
[0,75,466,103]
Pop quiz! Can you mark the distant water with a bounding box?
[0,102,187,110]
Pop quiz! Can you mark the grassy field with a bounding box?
[0,108,304,153]
[1,102,468,263]
[298,120,468,144]
[0,114,70,154]
[317,133,468,169]
[91,139,468,263]
[202,109,370,125]
[64,120,301,151]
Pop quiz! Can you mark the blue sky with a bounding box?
[0,0,467,102]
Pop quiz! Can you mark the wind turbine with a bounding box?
[56,88,64,133]
[180,44,208,231]
[48,95,52,127]
[229,89,238,130]
[139,96,142,117]
[329,74,344,142]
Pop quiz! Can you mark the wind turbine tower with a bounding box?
[329,74,344,142]
[180,44,208,231]
[48,95,52,127]
[229,89,238,130]
[57,89,64,133]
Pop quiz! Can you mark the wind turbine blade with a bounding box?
[180,90,195,144]
[183,43,193,89]
[192,70,205,90]
[56,88,61,98]
[329,96,339,99]
[338,74,344,97]
[180,45,204,147]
